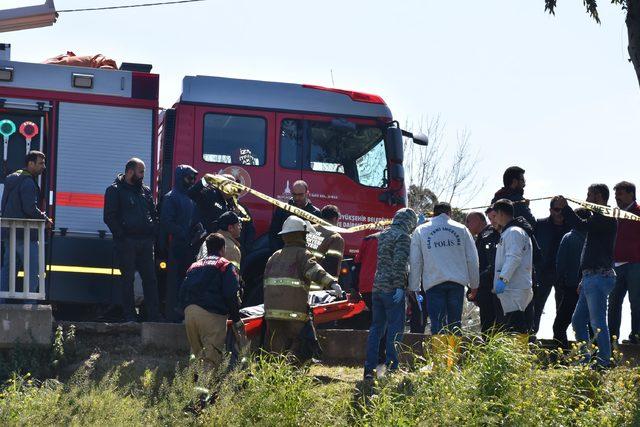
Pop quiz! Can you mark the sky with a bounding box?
[3,0,638,218]
[2,0,638,337]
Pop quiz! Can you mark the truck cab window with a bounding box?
[307,120,387,188]
[279,119,303,169]
[202,113,266,166]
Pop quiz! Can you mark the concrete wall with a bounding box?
[0,304,52,348]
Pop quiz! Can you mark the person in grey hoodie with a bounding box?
[363,207,417,379]
[1,151,51,301]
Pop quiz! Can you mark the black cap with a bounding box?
[218,211,240,230]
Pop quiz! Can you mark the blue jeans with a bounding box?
[608,263,640,342]
[364,291,405,373]
[1,239,40,302]
[425,282,465,335]
[572,273,615,366]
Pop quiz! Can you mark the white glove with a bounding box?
[201,176,208,186]
[330,283,343,294]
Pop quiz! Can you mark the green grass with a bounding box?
[1,332,640,426]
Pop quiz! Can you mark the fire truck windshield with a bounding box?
[280,119,390,188]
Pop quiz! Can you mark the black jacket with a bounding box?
[103,174,157,239]
[476,225,500,290]
[535,217,571,276]
[556,229,586,288]
[178,255,241,321]
[160,166,197,249]
[492,187,536,230]
[1,170,48,221]
[562,205,616,271]
[268,199,321,252]
[187,178,231,234]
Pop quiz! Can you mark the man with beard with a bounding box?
[104,158,161,322]
[491,166,536,229]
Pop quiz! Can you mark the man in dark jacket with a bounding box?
[179,233,242,367]
[557,185,617,367]
[553,208,590,349]
[160,164,198,322]
[491,166,536,229]
[103,158,161,322]
[533,197,571,334]
[1,151,51,299]
[268,180,320,252]
[468,207,503,333]
[188,175,230,234]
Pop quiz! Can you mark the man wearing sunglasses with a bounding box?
[533,197,571,337]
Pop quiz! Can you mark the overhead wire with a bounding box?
[57,0,207,13]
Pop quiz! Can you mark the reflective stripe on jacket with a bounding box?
[264,239,336,322]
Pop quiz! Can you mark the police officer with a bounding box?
[263,216,341,360]
[216,211,242,270]
[467,207,502,332]
[314,205,345,278]
[179,233,243,368]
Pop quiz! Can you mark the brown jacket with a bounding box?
[263,234,336,322]
[315,225,345,278]
[219,230,241,269]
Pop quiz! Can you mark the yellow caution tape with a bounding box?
[461,195,640,222]
[204,174,392,234]
[566,197,640,222]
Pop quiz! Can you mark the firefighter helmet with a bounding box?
[278,216,316,235]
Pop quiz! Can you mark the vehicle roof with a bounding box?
[179,75,393,119]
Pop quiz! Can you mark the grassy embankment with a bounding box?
[1,326,639,426]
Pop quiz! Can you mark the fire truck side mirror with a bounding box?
[384,127,404,163]
[411,132,429,146]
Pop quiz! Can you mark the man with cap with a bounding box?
[160,164,199,322]
[263,215,341,361]
[216,211,242,270]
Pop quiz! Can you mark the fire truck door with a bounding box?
[192,106,276,237]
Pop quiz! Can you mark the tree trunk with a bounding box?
[628,0,640,88]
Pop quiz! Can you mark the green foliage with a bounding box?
[1,334,640,426]
[0,325,76,382]
[545,0,629,24]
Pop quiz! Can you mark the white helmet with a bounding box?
[278,216,316,235]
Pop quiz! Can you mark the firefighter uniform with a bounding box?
[264,216,338,359]
[315,225,345,278]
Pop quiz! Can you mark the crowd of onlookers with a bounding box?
[2,152,638,372]
[361,166,638,375]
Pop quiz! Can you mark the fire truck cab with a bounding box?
[161,75,422,255]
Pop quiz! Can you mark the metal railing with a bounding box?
[0,218,46,301]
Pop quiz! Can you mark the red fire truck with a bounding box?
[0,44,426,311]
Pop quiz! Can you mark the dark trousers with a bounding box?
[164,245,194,322]
[608,263,640,343]
[116,238,160,322]
[503,309,528,334]
[477,287,502,333]
[409,290,428,333]
[533,271,557,334]
[552,285,579,348]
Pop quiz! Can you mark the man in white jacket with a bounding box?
[492,199,534,333]
[409,202,479,334]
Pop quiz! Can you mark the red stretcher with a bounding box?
[226,294,367,337]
